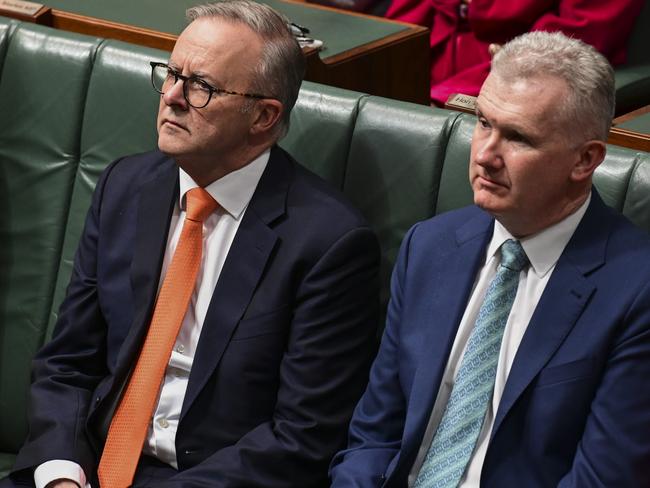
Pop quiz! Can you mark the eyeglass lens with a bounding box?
[151,64,212,108]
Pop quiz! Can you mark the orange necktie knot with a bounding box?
[185,187,217,222]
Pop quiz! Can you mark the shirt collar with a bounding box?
[486,193,591,278]
[178,149,270,220]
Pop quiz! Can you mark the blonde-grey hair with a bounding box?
[187,0,305,138]
[491,31,615,142]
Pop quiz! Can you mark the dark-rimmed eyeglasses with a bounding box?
[150,62,271,108]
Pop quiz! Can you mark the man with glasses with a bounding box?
[7,1,379,487]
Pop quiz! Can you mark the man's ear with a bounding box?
[250,99,283,135]
[571,140,606,182]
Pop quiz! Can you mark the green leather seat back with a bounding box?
[0,15,35,481]
[344,97,457,314]
[0,22,100,453]
[281,80,363,189]
[436,113,475,214]
[47,40,168,336]
[593,145,639,211]
[621,151,650,232]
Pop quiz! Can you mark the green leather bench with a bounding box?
[1,17,649,479]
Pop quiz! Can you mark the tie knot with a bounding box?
[499,239,528,271]
[185,187,218,223]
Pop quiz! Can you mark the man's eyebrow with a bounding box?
[477,106,536,140]
[166,63,216,84]
[508,120,545,146]
[191,70,221,86]
[190,69,209,79]
[502,125,532,141]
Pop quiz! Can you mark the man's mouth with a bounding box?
[476,174,508,189]
[161,118,187,131]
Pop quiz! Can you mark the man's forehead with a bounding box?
[170,17,262,77]
[477,73,567,127]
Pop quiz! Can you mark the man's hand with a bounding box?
[489,43,502,57]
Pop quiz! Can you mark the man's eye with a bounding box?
[509,133,530,145]
[478,118,490,129]
[189,79,211,92]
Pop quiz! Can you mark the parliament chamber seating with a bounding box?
[1,18,649,478]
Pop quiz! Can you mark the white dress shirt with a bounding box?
[409,194,590,487]
[35,149,269,488]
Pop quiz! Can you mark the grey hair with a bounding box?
[187,0,305,138]
[491,31,615,142]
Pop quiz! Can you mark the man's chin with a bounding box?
[157,139,184,158]
[473,193,506,216]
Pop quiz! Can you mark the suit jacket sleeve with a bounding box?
[557,278,650,487]
[160,224,381,488]
[329,225,421,487]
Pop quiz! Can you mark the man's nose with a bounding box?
[474,133,502,168]
[163,78,188,109]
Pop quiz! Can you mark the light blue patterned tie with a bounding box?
[414,239,529,488]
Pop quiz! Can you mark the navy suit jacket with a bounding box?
[11,146,380,487]
[331,191,650,487]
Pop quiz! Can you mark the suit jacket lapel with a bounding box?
[492,193,610,436]
[126,159,178,362]
[397,211,493,474]
[181,147,289,419]
[94,155,178,440]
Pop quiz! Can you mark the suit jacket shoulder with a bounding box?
[266,146,372,231]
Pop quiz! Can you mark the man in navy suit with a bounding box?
[331,31,650,487]
[6,2,379,487]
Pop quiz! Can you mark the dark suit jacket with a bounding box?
[330,191,650,487]
[11,146,380,487]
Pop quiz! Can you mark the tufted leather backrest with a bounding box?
[47,41,168,337]
[436,114,475,214]
[0,20,100,451]
[342,97,457,314]
[616,150,650,231]
[282,80,364,189]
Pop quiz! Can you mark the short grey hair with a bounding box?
[187,0,305,138]
[491,31,615,142]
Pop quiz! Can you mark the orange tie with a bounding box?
[98,187,217,488]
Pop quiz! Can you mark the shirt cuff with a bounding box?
[34,459,90,488]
